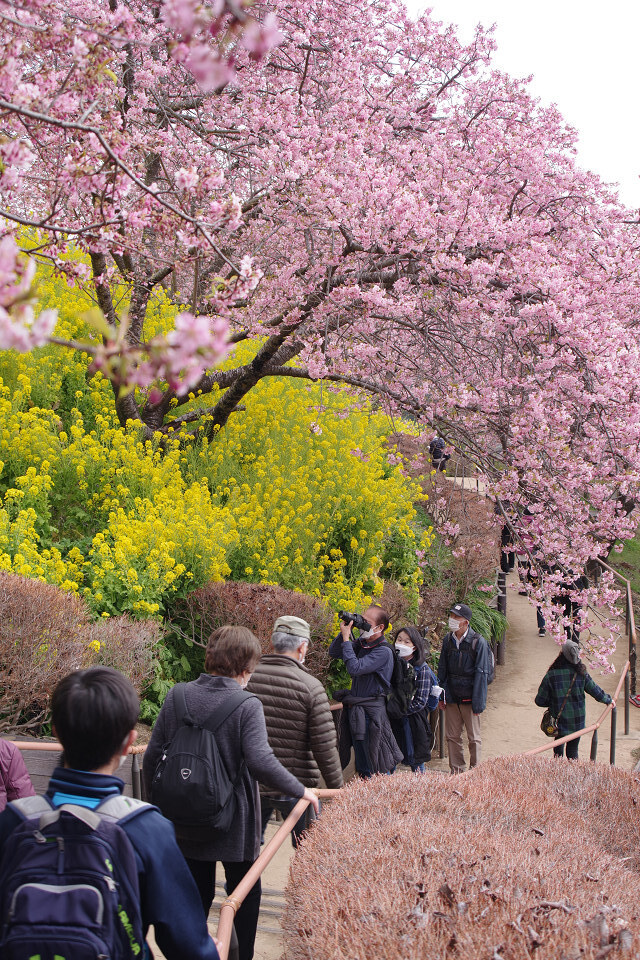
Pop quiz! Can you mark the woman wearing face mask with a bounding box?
[144,624,319,960]
[390,626,435,773]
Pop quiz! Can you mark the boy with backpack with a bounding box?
[0,667,220,960]
[437,603,493,775]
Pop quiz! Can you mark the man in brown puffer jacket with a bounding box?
[247,616,343,846]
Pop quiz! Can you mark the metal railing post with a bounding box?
[610,706,617,765]
[590,729,598,761]
[131,753,141,800]
[497,569,507,617]
[624,671,630,736]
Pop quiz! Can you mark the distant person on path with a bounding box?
[0,668,220,960]
[247,615,343,846]
[389,627,436,772]
[553,574,589,642]
[535,639,612,759]
[437,602,491,774]
[429,434,451,472]
[143,625,319,960]
[0,739,35,812]
[329,605,403,776]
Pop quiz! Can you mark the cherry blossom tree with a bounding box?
[2,0,640,655]
[0,0,279,396]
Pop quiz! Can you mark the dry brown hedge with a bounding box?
[284,756,640,959]
[169,581,335,685]
[0,572,160,734]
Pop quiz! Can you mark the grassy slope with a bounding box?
[614,533,640,594]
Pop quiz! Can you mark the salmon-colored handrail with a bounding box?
[524,659,629,757]
[597,558,637,646]
[8,740,147,754]
[215,788,342,960]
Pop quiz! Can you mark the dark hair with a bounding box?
[51,668,139,771]
[205,625,262,677]
[393,626,427,667]
[548,653,587,677]
[366,604,390,632]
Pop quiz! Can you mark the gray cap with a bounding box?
[450,602,472,622]
[272,616,310,641]
[562,639,581,664]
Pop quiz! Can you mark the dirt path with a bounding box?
[149,570,640,959]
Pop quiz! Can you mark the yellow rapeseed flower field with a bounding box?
[0,268,433,625]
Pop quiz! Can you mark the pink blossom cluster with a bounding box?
[162,0,282,91]
[91,311,230,393]
[0,236,57,351]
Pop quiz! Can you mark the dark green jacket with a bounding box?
[535,658,611,735]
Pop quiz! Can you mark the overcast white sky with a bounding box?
[405,0,640,210]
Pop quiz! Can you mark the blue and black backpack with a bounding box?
[0,793,150,960]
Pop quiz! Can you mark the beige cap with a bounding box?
[272,615,311,641]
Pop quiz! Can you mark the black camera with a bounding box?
[338,611,371,632]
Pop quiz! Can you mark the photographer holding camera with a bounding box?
[329,605,403,777]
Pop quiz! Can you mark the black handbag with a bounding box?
[540,673,576,738]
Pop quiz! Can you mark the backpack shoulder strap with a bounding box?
[10,797,102,831]
[97,794,153,826]
[173,682,191,724]
[202,690,254,735]
[8,795,53,821]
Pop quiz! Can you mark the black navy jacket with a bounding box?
[438,627,490,714]
[328,634,394,697]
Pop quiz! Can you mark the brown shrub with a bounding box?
[169,581,335,686]
[84,615,160,696]
[0,572,159,735]
[284,756,640,959]
[378,581,413,629]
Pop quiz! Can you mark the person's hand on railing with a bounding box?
[303,787,320,814]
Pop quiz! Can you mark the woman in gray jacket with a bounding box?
[143,625,319,960]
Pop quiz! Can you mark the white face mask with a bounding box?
[395,642,414,658]
[359,627,374,640]
[239,673,252,689]
[448,617,461,632]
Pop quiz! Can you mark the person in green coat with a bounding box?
[535,639,612,758]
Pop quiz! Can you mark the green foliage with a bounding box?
[467,588,508,645]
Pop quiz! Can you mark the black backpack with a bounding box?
[150,683,252,832]
[385,648,417,719]
[470,633,495,684]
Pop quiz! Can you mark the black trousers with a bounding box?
[185,857,261,960]
[554,737,579,759]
